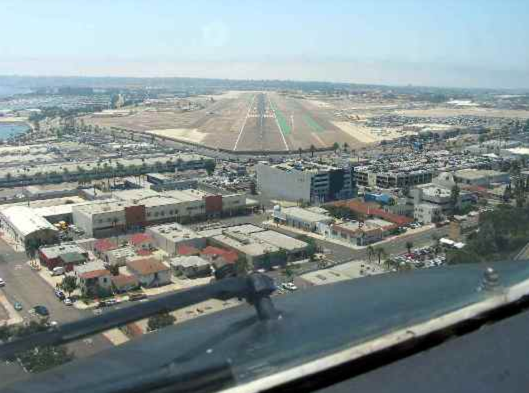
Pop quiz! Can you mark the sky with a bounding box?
[1,0,529,89]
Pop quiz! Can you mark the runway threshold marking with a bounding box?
[233,94,256,151]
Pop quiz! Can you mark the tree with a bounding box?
[450,184,460,214]
[375,247,386,265]
[366,245,375,263]
[108,264,120,276]
[61,275,78,297]
[343,142,349,153]
[298,147,303,158]
[235,255,251,276]
[332,142,340,152]
[298,235,317,260]
[405,241,413,254]
[310,144,315,158]
[204,160,216,176]
[18,345,74,373]
[147,311,176,332]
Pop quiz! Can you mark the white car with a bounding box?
[63,298,73,306]
[0,278,5,287]
[282,282,298,291]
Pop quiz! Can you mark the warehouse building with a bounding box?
[0,206,59,248]
[453,169,510,187]
[146,223,206,256]
[209,225,309,269]
[272,206,334,232]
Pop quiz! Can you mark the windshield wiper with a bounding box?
[0,273,279,360]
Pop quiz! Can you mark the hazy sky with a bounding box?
[1,0,529,88]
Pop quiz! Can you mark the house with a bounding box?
[111,274,140,293]
[129,233,154,251]
[38,243,89,271]
[169,255,212,278]
[177,245,200,256]
[75,261,112,297]
[93,238,118,258]
[126,258,171,288]
[200,246,238,265]
[104,246,136,267]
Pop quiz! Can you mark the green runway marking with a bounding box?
[270,100,292,136]
[302,114,325,133]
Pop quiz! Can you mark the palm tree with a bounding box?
[310,144,315,158]
[366,245,375,263]
[343,142,349,153]
[298,147,302,159]
[376,247,386,265]
[405,241,413,254]
[332,142,340,152]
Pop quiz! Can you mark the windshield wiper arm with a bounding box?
[0,273,278,360]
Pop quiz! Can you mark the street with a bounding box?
[0,238,112,359]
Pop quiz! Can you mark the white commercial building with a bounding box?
[272,206,333,232]
[257,161,355,203]
[0,206,58,247]
[72,200,129,237]
[414,202,443,224]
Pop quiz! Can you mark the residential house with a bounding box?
[75,261,112,297]
[111,274,140,293]
[169,255,212,278]
[126,258,171,288]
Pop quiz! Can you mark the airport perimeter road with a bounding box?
[0,239,112,359]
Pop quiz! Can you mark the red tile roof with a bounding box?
[111,274,139,288]
[330,200,413,226]
[221,250,238,264]
[177,245,200,256]
[127,258,169,276]
[94,239,118,253]
[201,246,238,263]
[129,233,153,245]
[79,269,110,280]
[136,249,153,257]
[201,246,229,256]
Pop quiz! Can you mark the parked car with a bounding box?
[128,293,147,301]
[14,302,23,311]
[63,298,73,306]
[55,289,66,300]
[282,282,298,291]
[33,305,49,317]
[0,277,5,287]
[51,267,65,276]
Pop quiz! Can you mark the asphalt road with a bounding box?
[0,239,112,359]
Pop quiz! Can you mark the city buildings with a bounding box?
[453,169,510,187]
[257,161,355,203]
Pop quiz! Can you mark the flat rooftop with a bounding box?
[73,199,130,215]
[281,206,332,223]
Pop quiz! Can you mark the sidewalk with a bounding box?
[0,294,23,326]
[103,328,130,346]
[0,232,25,253]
